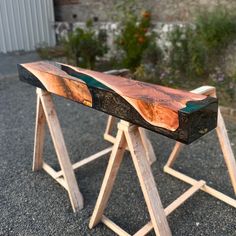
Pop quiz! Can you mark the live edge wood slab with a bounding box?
[18,61,218,144]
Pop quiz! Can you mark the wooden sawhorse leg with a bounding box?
[164,86,236,209]
[90,120,207,235]
[33,88,84,212]
[90,86,236,235]
[90,120,171,235]
[32,88,114,212]
[104,115,156,165]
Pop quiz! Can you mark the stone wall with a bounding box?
[54,0,236,23]
[53,0,236,76]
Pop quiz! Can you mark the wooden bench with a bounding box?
[18,61,217,144]
[18,61,236,235]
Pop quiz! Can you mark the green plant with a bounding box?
[164,8,236,107]
[116,10,155,71]
[168,25,207,78]
[168,26,189,74]
[187,32,207,76]
[168,7,236,80]
[142,41,163,66]
[196,8,236,52]
[61,21,107,68]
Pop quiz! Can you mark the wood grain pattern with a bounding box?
[18,61,218,144]
[19,61,92,107]
[63,64,207,130]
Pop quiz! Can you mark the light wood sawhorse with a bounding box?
[89,86,236,235]
[33,88,114,212]
[32,88,156,212]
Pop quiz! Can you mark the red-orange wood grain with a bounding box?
[65,65,207,130]
[22,62,92,107]
[18,61,218,143]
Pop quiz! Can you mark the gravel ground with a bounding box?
[0,76,236,236]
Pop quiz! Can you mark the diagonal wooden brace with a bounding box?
[134,180,206,236]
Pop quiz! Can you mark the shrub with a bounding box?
[168,8,236,79]
[61,21,107,68]
[166,8,236,107]
[116,10,157,71]
[168,25,207,78]
[142,40,163,66]
[196,8,236,52]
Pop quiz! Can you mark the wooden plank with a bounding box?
[165,86,216,168]
[164,166,236,208]
[104,116,116,136]
[37,88,84,212]
[125,125,172,236]
[164,180,205,216]
[138,127,157,165]
[166,86,236,195]
[104,133,116,143]
[104,133,130,152]
[216,109,236,194]
[101,215,131,236]
[194,86,236,195]
[165,142,183,168]
[42,162,68,190]
[55,146,113,178]
[42,162,59,179]
[134,181,205,235]
[190,86,216,96]
[18,61,218,144]
[133,222,153,236]
[103,117,130,151]
[32,94,46,171]
[104,69,130,77]
[89,129,127,228]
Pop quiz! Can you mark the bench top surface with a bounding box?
[18,61,217,143]
[20,61,207,130]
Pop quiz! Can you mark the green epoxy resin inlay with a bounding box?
[69,70,111,90]
[180,101,206,113]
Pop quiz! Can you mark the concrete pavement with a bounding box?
[0,52,40,79]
